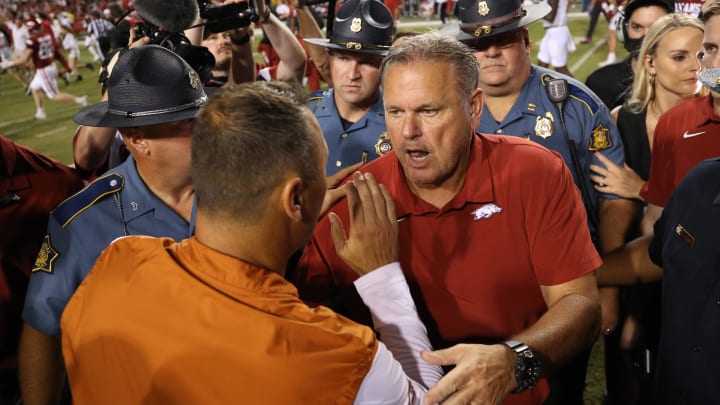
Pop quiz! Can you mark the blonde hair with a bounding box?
[626,13,704,114]
[701,0,720,23]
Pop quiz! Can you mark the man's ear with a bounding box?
[523,28,532,53]
[470,88,484,127]
[120,128,150,155]
[280,176,304,222]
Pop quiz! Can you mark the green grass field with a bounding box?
[0,14,621,165]
[0,13,614,403]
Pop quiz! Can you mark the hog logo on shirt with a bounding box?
[471,203,503,220]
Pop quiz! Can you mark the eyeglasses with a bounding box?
[461,29,524,53]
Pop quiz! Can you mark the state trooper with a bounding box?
[304,0,394,175]
[444,0,635,403]
[18,45,206,405]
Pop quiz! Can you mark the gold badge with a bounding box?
[474,25,492,36]
[189,70,202,89]
[534,112,554,139]
[32,235,59,274]
[588,124,613,151]
[375,131,393,155]
[350,18,362,33]
[676,224,695,247]
[478,1,490,16]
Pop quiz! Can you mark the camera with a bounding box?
[198,0,259,34]
[131,21,216,83]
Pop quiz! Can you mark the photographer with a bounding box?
[72,0,306,181]
[200,0,306,87]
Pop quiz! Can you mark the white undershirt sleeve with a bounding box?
[352,263,443,404]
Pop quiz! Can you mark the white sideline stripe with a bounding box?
[35,126,67,138]
[571,37,607,73]
[0,105,83,128]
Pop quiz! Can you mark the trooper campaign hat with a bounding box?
[304,0,393,56]
[623,0,673,20]
[74,45,208,128]
[445,0,551,41]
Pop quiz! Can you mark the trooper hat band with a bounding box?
[460,8,527,36]
[108,96,208,118]
[329,39,392,52]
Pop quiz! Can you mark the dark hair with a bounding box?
[191,81,319,220]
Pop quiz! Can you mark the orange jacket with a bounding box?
[62,236,378,404]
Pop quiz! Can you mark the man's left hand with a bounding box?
[330,171,398,275]
[421,343,516,405]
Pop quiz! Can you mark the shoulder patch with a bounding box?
[588,124,613,151]
[307,89,326,112]
[53,173,124,228]
[32,234,59,273]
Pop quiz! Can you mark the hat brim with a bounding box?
[73,101,203,128]
[73,86,219,128]
[303,38,389,56]
[446,3,551,41]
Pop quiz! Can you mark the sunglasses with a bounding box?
[462,29,524,53]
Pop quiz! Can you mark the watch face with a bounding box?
[513,347,541,393]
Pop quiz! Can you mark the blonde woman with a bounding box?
[589,12,705,405]
[590,13,705,201]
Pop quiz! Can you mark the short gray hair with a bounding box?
[380,33,479,107]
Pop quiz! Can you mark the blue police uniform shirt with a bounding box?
[477,65,625,234]
[649,157,720,405]
[23,156,196,335]
[309,88,390,176]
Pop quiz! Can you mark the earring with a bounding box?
[649,73,656,86]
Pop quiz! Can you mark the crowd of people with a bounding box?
[1,0,720,404]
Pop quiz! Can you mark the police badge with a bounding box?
[189,70,202,90]
[350,18,362,33]
[478,1,490,16]
[534,112,554,139]
[375,131,393,155]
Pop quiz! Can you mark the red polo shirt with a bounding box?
[0,136,82,374]
[294,133,600,405]
[641,95,720,206]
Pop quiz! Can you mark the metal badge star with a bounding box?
[534,112,554,139]
[478,1,490,16]
[189,71,202,89]
[351,18,362,33]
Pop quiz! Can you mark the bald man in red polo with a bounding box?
[292,34,601,405]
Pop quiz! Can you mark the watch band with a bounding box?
[502,339,541,394]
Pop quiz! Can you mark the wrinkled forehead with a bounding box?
[329,49,384,65]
